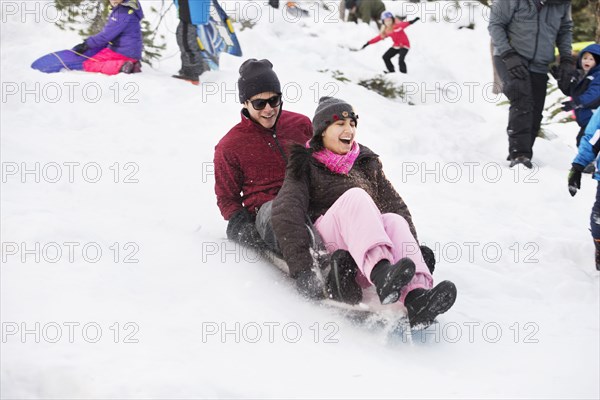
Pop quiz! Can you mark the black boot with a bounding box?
[405,280,457,329]
[132,61,142,73]
[509,155,533,169]
[370,258,415,305]
[595,240,600,271]
[120,61,134,74]
[327,250,362,305]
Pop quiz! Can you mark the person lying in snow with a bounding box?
[71,0,144,75]
[271,97,452,327]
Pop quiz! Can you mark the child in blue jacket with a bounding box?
[569,107,600,271]
[561,44,600,148]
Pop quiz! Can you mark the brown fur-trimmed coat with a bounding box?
[271,143,418,278]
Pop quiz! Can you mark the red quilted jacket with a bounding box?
[214,109,313,220]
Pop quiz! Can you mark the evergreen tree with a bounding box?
[572,0,598,42]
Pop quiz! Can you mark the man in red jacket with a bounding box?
[214,59,313,252]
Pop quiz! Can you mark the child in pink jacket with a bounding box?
[361,11,419,74]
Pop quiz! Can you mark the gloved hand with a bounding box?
[561,100,576,112]
[72,42,88,54]
[502,50,528,80]
[226,208,266,249]
[420,245,436,274]
[568,164,584,197]
[551,64,579,95]
[409,17,420,24]
[558,55,576,83]
[361,42,369,50]
[295,269,326,300]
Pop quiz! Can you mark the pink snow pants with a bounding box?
[314,188,433,304]
[83,48,136,76]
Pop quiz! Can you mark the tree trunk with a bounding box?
[596,0,600,43]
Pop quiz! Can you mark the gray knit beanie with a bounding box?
[312,97,358,137]
[238,59,281,103]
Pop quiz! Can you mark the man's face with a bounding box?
[244,92,282,129]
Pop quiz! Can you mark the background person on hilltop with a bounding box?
[172,0,210,85]
[361,11,420,74]
[344,0,385,28]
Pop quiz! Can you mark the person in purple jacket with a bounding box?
[72,0,144,75]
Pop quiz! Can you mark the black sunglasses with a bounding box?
[248,95,282,110]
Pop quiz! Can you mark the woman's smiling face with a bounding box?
[322,118,356,155]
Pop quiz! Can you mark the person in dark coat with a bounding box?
[272,97,455,328]
[173,0,210,84]
[488,0,573,168]
[72,0,143,75]
[345,0,385,27]
[214,59,313,254]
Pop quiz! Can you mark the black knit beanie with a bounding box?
[238,59,281,103]
[312,97,358,137]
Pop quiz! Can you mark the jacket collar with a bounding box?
[240,106,284,134]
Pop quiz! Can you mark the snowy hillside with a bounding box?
[1,0,598,398]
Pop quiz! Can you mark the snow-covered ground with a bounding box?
[1,1,598,398]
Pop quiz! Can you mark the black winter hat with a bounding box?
[312,97,358,137]
[238,58,281,103]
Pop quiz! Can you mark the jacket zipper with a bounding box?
[531,1,541,63]
[272,132,287,163]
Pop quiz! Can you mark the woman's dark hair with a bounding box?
[308,135,324,152]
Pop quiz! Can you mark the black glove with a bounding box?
[72,42,88,54]
[361,42,369,50]
[558,55,576,83]
[420,245,436,274]
[568,164,584,197]
[226,208,266,249]
[295,269,326,300]
[561,100,576,112]
[551,64,579,95]
[409,17,420,24]
[502,51,528,80]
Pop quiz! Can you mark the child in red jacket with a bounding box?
[361,11,419,74]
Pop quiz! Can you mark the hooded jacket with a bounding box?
[570,44,600,127]
[86,0,144,60]
[214,109,313,220]
[573,108,600,181]
[272,144,417,277]
[488,0,573,74]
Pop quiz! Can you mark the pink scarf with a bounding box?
[309,140,360,175]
